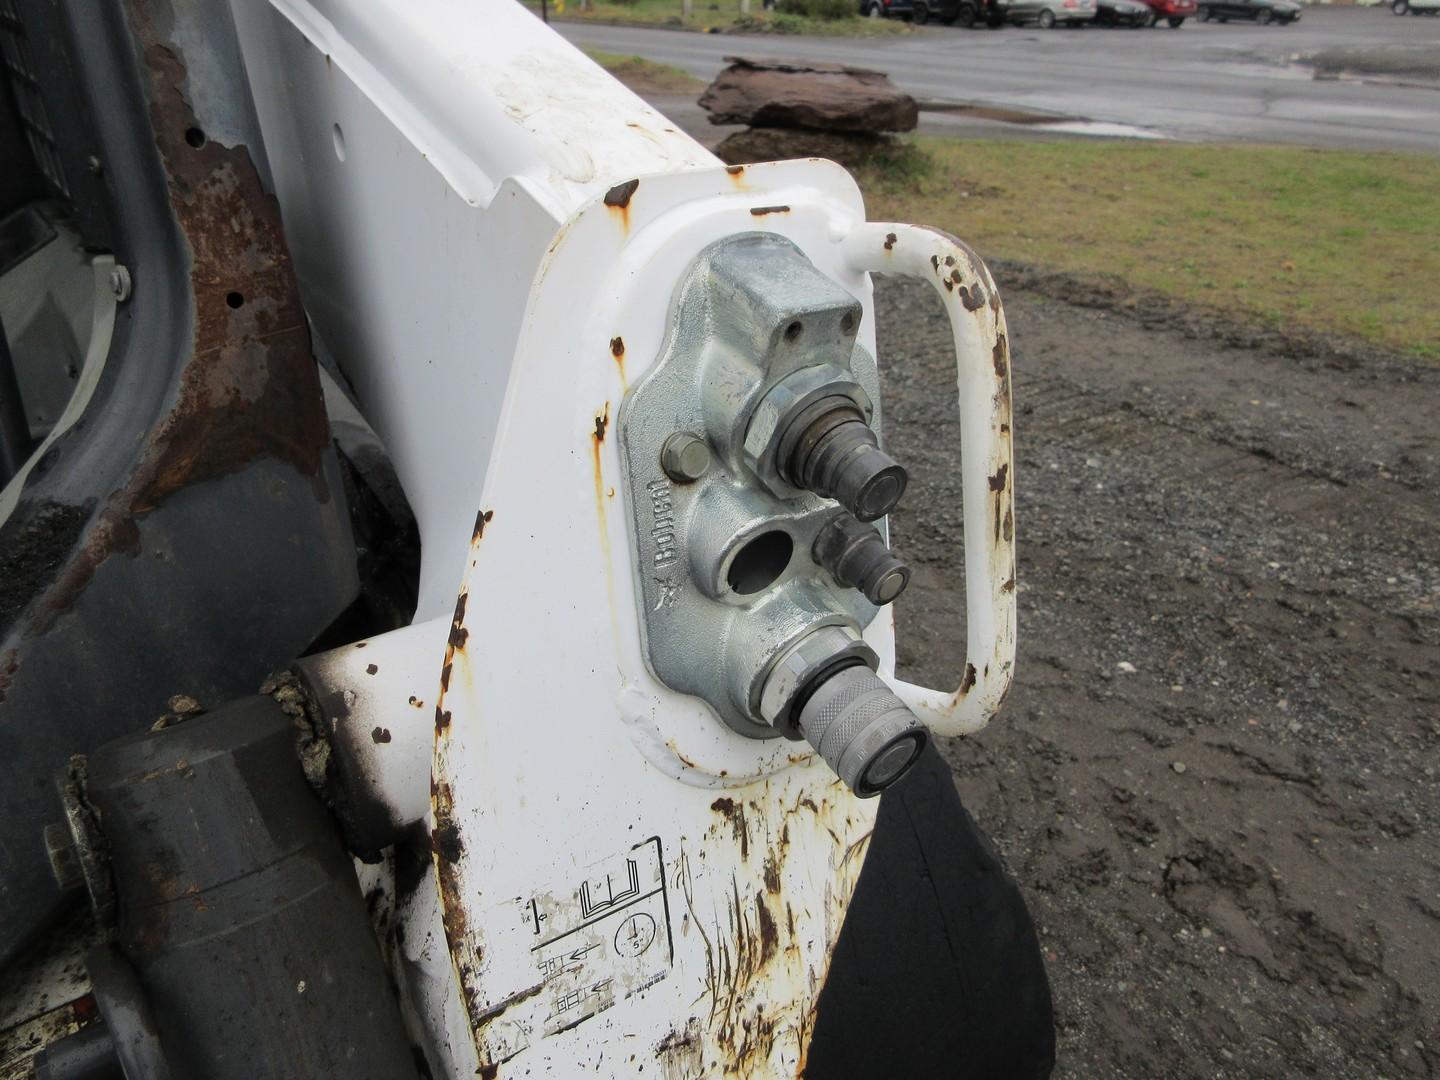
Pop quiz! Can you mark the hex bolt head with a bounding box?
[108,265,132,302]
[660,431,712,484]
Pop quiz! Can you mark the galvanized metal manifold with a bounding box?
[618,233,927,796]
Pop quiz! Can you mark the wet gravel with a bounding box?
[878,269,1440,1079]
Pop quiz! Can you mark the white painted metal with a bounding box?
[225,0,714,622]
[223,1,1015,1075]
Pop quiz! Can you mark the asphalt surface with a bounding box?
[557,8,1440,153]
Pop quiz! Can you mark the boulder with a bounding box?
[715,127,893,171]
[698,57,918,134]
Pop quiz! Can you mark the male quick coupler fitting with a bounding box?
[776,396,907,522]
[813,512,910,606]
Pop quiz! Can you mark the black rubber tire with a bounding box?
[866,2,884,16]
[1391,0,1408,12]
[1037,7,1056,26]
[913,1,930,22]
[1198,4,1211,17]
[1168,14,1184,24]
[957,1,978,25]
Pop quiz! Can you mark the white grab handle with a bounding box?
[844,223,1017,736]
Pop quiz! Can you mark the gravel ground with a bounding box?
[877,270,1440,1079]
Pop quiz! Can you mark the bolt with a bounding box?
[813,513,911,606]
[660,431,711,484]
[109,265,132,302]
[44,822,82,892]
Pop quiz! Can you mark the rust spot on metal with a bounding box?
[471,508,493,542]
[960,662,978,694]
[365,663,378,675]
[988,463,1009,492]
[726,164,745,176]
[604,178,639,208]
[609,335,627,388]
[449,591,470,651]
[17,40,332,635]
[993,335,1009,380]
[1003,510,1013,542]
[749,205,790,217]
[1000,422,1011,435]
[929,254,939,272]
[943,277,955,292]
[959,284,986,312]
[594,404,610,444]
[440,662,453,692]
[605,178,639,230]
[763,852,781,894]
[431,822,464,863]
[944,255,956,268]
[370,726,391,744]
[1001,576,1016,594]
[755,891,778,965]
[435,705,451,733]
[711,797,749,861]
[883,232,897,251]
[354,641,367,648]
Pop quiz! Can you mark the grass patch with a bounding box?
[582,47,706,93]
[852,138,1440,360]
[526,0,914,36]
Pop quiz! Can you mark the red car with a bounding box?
[1138,0,1195,24]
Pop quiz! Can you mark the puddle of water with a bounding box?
[1031,120,1170,139]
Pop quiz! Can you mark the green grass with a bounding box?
[582,47,706,92]
[851,138,1440,360]
[526,0,914,36]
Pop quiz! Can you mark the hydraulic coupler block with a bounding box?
[618,233,926,796]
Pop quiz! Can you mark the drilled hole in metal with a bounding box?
[226,291,245,309]
[184,127,206,149]
[784,320,803,343]
[727,531,793,595]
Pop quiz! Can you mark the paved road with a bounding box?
[557,8,1440,153]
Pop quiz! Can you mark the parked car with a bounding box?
[1137,0,1196,26]
[1197,0,1300,22]
[900,0,1006,23]
[997,0,1097,27]
[1097,0,1156,25]
[1391,0,1440,13]
[861,0,915,17]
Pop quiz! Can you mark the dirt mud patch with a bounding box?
[879,270,1439,1078]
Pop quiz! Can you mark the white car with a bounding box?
[1391,0,1440,14]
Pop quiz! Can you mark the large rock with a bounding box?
[698,57,919,134]
[715,127,894,171]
